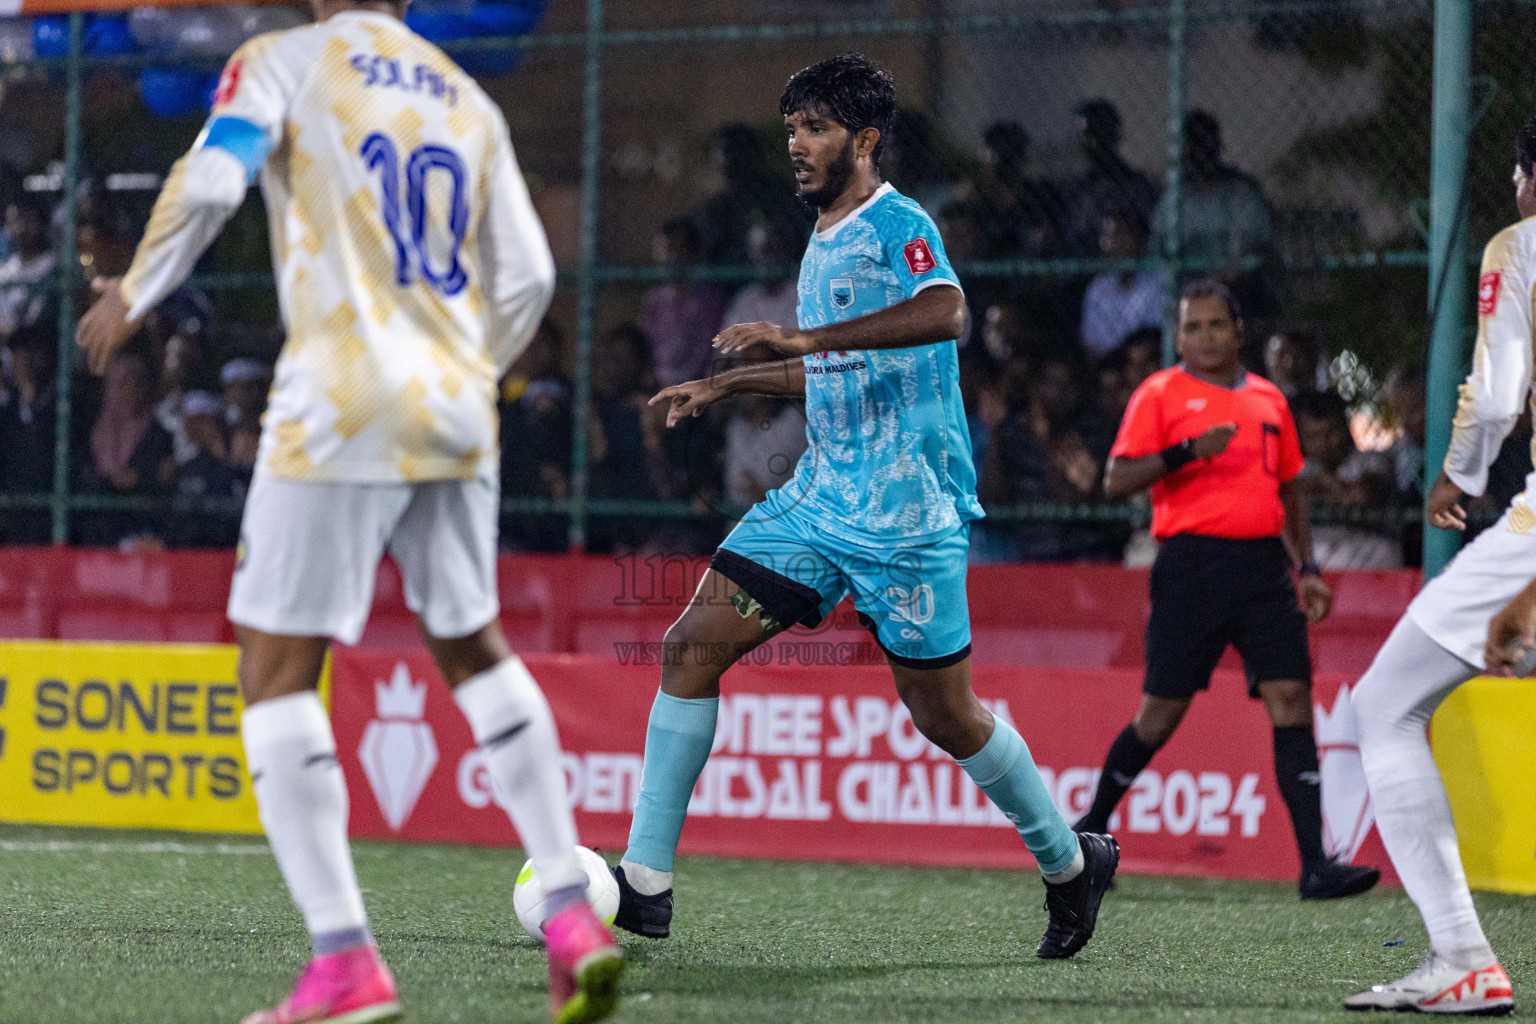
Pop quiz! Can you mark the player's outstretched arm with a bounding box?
[1486,575,1536,675]
[77,143,252,374]
[713,285,965,358]
[649,359,805,428]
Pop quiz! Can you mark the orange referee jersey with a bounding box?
[1111,366,1303,540]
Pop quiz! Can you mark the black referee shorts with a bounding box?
[1144,533,1312,700]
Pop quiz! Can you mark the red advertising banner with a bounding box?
[330,651,1396,884]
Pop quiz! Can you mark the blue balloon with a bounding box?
[32,15,68,59]
[404,9,479,43]
[469,1,543,36]
[406,0,545,76]
[139,68,218,118]
[85,14,136,57]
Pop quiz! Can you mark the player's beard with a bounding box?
[797,136,856,210]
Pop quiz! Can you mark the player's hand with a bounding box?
[1485,579,1536,676]
[76,277,139,375]
[1426,471,1467,531]
[1191,422,1238,459]
[712,321,812,358]
[1299,572,1333,624]
[649,377,725,428]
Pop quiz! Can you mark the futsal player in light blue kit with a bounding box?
[610,53,1119,960]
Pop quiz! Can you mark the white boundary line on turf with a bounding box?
[0,839,272,855]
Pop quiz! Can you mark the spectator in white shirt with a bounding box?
[722,394,807,509]
[0,196,56,344]
[1291,389,1401,569]
[719,220,800,335]
[1080,208,1166,358]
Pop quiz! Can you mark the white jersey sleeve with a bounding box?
[478,121,555,377]
[120,33,305,322]
[1444,220,1536,496]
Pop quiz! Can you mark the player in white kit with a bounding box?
[75,1,624,1021]
[1338,122,1536,1017]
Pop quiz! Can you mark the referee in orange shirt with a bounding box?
[1073,279,1380,900]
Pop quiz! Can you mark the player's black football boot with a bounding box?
[1036,831,1119,960]
[1298,857,1380,901]
[612,865,672,939]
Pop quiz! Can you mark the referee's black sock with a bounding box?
[1074,724,1159,834]
[1272,725,1326,867]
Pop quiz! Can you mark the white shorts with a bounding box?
[1407,496,1536,669]
[228,473,500,645]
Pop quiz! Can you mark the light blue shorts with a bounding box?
[713,492,972,667]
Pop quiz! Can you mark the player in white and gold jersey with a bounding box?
[1337,121,1536,1016]
[76,1,624,1021]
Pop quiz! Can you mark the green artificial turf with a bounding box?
[0,823,1530,1023]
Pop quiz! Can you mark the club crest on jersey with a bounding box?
[1478,270,1501,316]
[830,277,855,309]
[903,238,936,275]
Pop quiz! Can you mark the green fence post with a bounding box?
[1423,0,1472,578]
[50,12,83,545]
[567,0,603,552]
[1160,0,1186,367]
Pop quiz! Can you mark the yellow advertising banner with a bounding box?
[1434,677,1536,896]
[0,641,325,835]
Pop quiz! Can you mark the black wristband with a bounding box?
[1299,561,1322,578]
[1160,439,1197,473]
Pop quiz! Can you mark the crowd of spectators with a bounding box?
[0,98,1505,568]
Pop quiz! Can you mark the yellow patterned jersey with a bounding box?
[120,10,555,483]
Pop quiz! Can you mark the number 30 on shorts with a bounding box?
[884,583,935,625]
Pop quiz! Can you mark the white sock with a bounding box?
[454,656,585,895]
[242,691,370,953]
[619,860,673,896]
[1353,618,1494,964]
[1042,845,1085,885]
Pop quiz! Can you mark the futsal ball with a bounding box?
[513,846,620,940]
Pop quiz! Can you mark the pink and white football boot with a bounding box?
[240,944,402,1024]
[1345,955,1514,1015]
[543,901,625,1024]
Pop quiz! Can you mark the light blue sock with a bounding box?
[959,715,1079,875]
[624,690,719,872]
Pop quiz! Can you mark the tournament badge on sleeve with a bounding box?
[1478,270,1502,317]
[359,662,440,831]
[903,238,936,275]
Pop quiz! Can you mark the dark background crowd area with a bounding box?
[0,98,1527,569]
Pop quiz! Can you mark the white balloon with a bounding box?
[0,17,32,64]
[231,4,305,41]
[171,7,245,57]
[127,7,178,51]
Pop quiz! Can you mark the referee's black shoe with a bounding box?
[1299,857,1380,901]
[612,864,672,938]
[1036,832,1119,959]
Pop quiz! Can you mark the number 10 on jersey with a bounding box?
[360,132,469,297]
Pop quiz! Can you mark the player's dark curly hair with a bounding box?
[1516,115,1536,178]
[780,53,896,164]
[1180,277,1242,323]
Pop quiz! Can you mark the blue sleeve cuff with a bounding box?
[198,116,272,182]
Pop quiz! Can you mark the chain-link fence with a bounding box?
[0,0,1523,565]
